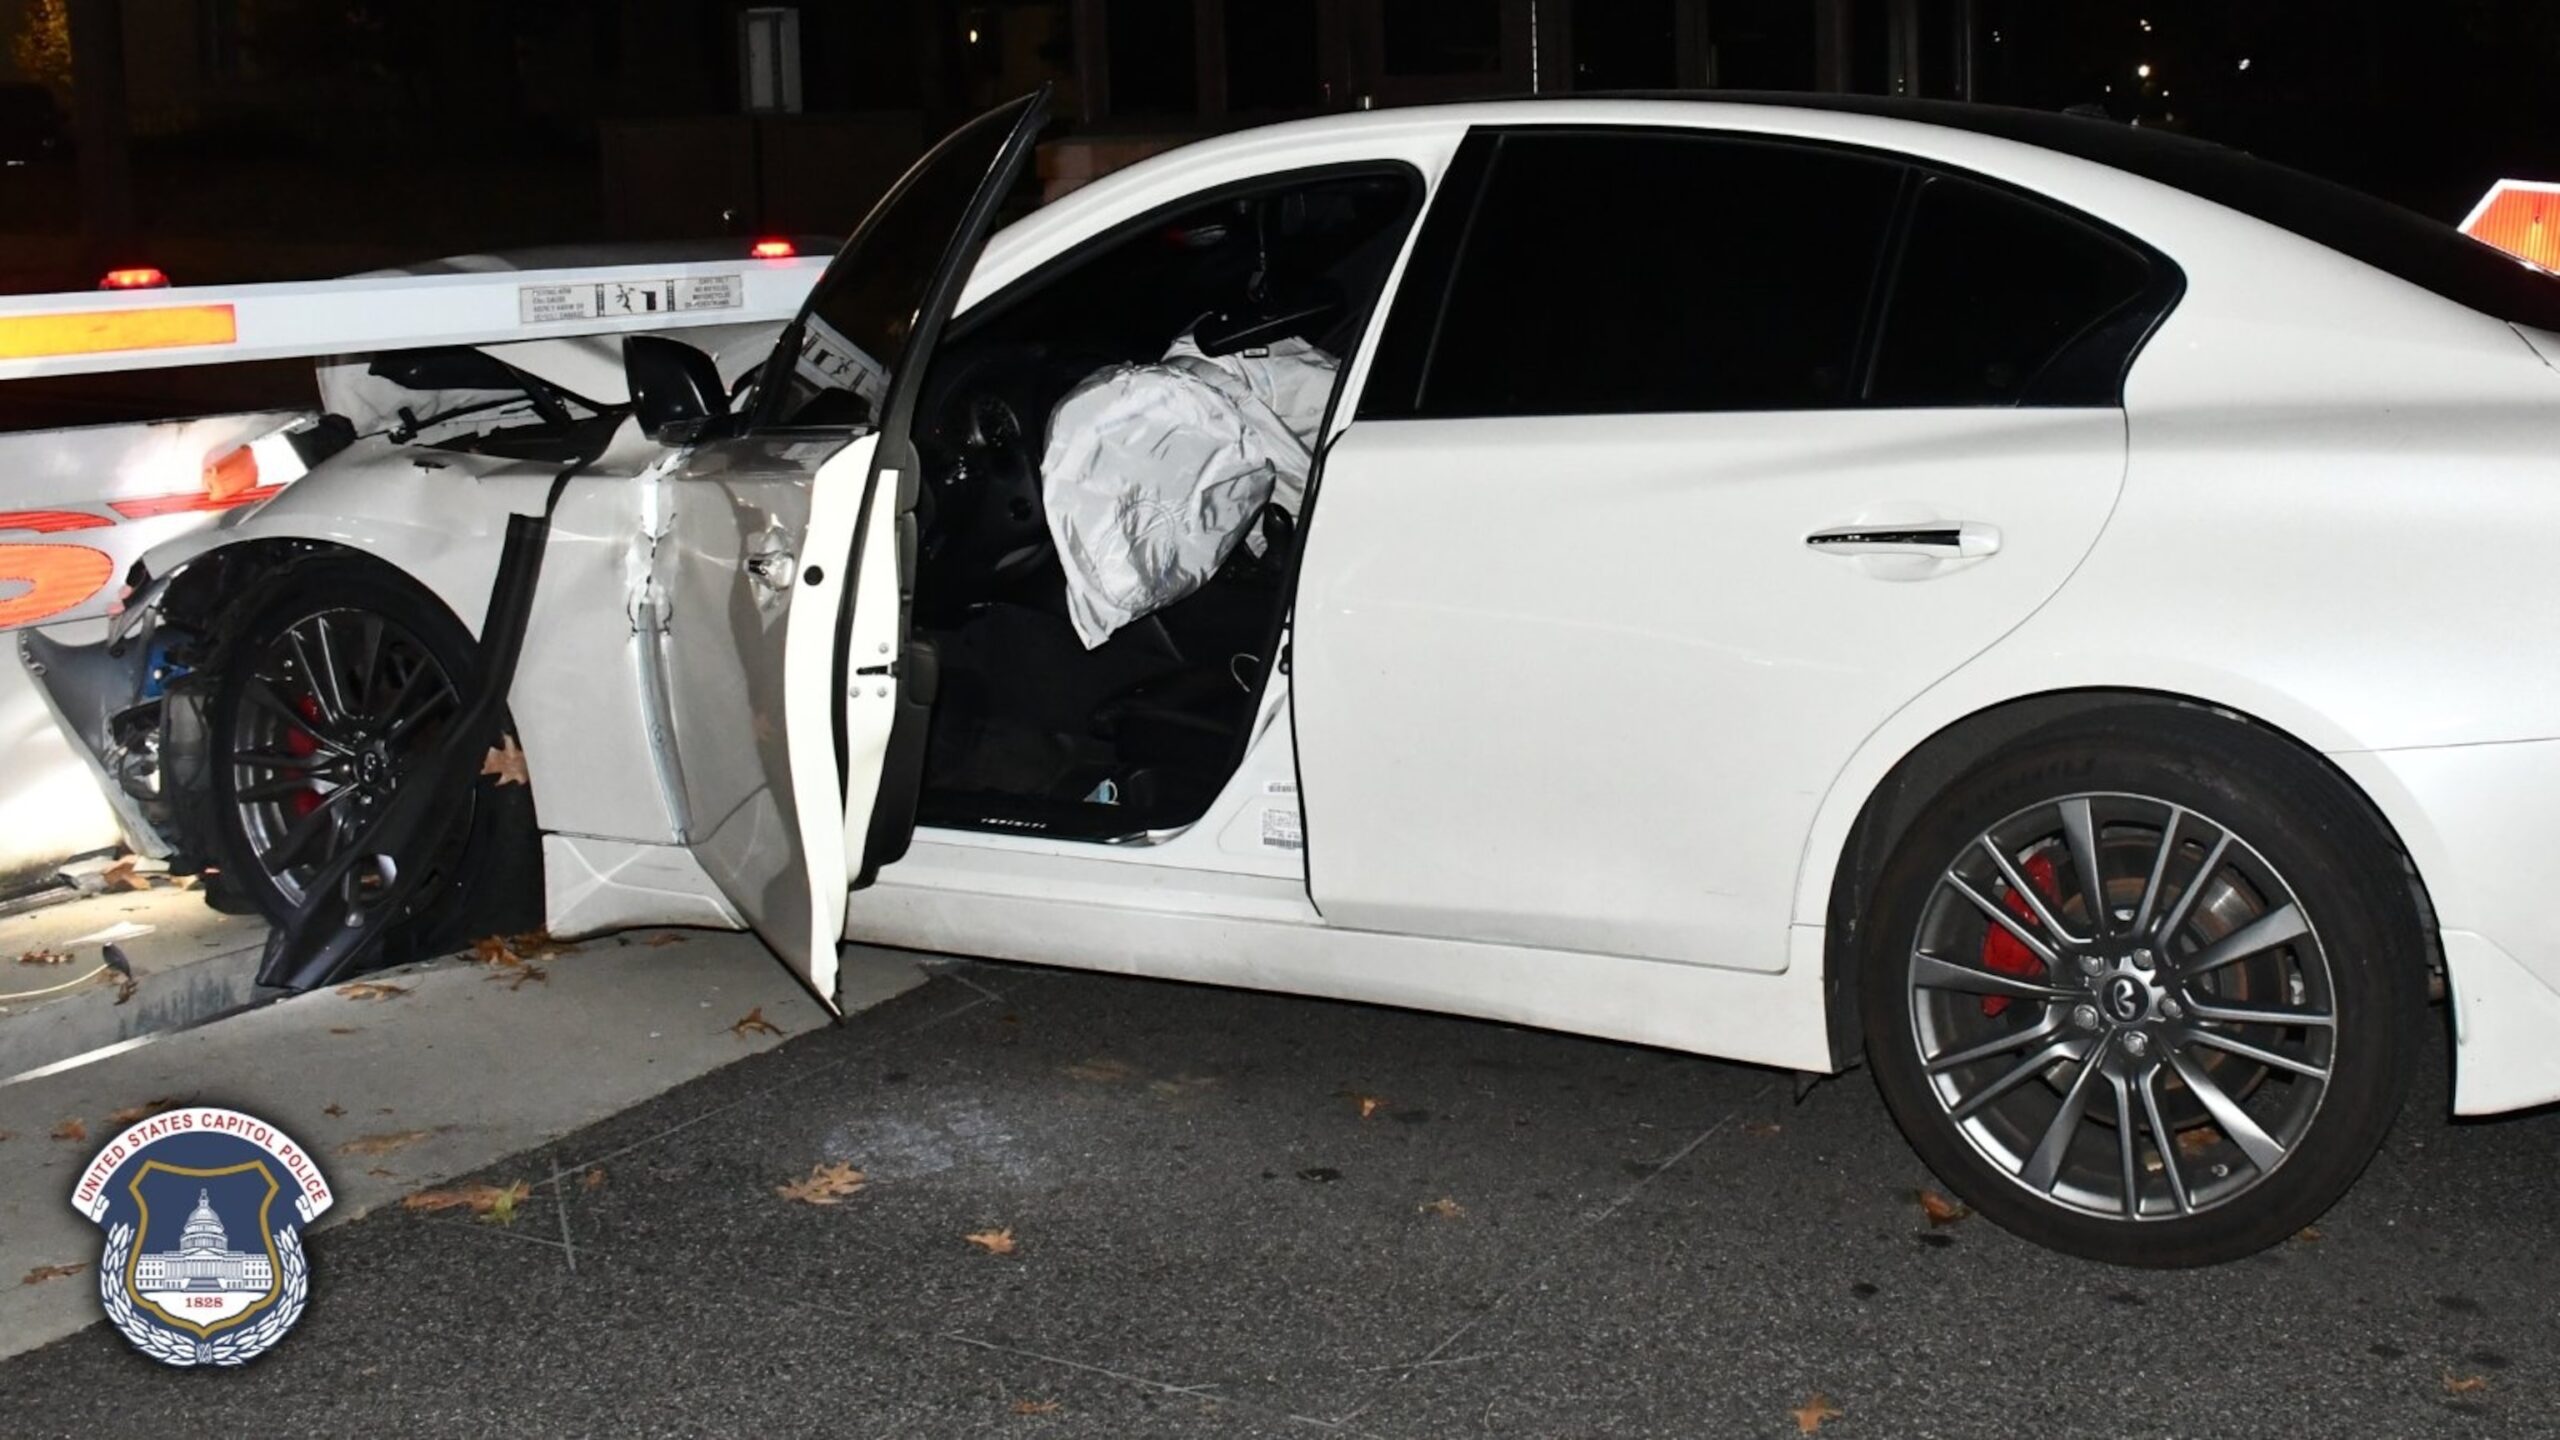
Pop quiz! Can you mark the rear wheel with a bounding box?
[1861,710,2423,1266]
[205,561,538,970]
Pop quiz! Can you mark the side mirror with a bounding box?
[624,334,730,442]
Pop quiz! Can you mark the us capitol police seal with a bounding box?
[69,1106,333,1366]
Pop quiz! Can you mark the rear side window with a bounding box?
[1866,174,2157,406]
[1384,130,1904,418]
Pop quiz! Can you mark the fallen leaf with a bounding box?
[1063,1058,1137,1082]
[2293,1225,2323,1243]
[171,874,200,890]
[1418,1197,1466,1219]
[15,948,70,966]
[486,963,547,991]
[775,1161,867,1206]
[470,935,519,967]
[1743,1120,1784,1137]
[581,1167,607,1192]
[105,1098,179,1126]
[111,973,138,1005]
[402,1180,528,1219]
[2176,1125,2222,1158]
[1792,1393,1845,1435]
[322,1103,346,1117]
[1356,1095,1387,1119]
[50,1118,85,1144]
[2444,1370,2490,1395]
[484,1183,525,1226]
[1917,1189,1970,1227]
[20,1263,82,1286]
[0,1131,13,1143]
[731,1006,784,1038]
[481,734,530,786]
[365,1167,395,1179]
[1011,1400,1061,1415]
[641,932,687,947]
[100,856,150,892]
[964,1227,1018,1256]
[339,1129,435,1157]
[336,981,408,1001]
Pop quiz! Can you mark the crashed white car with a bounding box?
[29,90,2560,1267]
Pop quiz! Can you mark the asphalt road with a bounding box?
[1,958,2552,1437]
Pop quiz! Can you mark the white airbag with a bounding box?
[1041,334,1336,649]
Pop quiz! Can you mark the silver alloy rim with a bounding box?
[1906,793,2336,1221]
[226,607,468,912]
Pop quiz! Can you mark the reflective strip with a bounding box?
[0,304,239,360]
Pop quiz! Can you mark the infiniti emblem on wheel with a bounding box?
[2103,973,2148,1023]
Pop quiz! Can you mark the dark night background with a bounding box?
[0,0,2555,291]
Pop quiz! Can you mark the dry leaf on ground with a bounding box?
[105,1098,180,1126]
[1917,1189,1970,1226]
[581,1167,607,1192]
[322,1103,346,1117]
[731,1006,784,1038]
[481,735,530,786]
[50,1118,85,1143]
[1418,1197,1466,1220]
[337,981,408,1001]
[1743,1120,1784,1137]
[20,1264,82,1286]
[487,963,548,991]
[16,948,70,966]
[2444,1371,2490,1396]
[402,1180,529,1220]
[100,857,151,892]
[1063,1058,1137,1082]
[0,1131,13,1143]
[1792,1393,1845,1435]
[775,1161,867,1205]
[110,972,138,1005]
[1011,1400,1061,1415]
[963,1227,1018,1256]
[338,1129,435,1157]
[1355,1094,1387,1119]
[2294,1225,2323,1243]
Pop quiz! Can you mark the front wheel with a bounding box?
[1861,709,2424,1267]
[204,559,539,975]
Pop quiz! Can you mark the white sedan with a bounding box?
[34,90,2560,1267]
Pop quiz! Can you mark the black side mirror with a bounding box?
[625,334,730,442]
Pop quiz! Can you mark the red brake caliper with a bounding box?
[1979,851,2061,1017]
[284,693,325,818]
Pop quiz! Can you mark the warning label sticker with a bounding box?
[518,275,745,325]
[1260,804,1303,852]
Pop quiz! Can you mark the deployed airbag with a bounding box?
[1042,334,1336,649]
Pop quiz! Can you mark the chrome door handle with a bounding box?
[1804,522,2001,559]
[744,549,798,588]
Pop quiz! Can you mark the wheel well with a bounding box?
[1819,688,2443,1069]
[159,540,467,651]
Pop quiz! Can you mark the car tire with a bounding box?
[203,558,541,973]
[1860,707,2424,1267]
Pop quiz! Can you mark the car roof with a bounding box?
[1329,92,2560,333]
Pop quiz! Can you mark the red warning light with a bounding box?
[98,267,171,290]
[749,238,797,260]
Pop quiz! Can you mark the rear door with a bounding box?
[650,92,1046,1006]
[1294,127,2165,973]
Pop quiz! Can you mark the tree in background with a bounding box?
[8,0,73,95]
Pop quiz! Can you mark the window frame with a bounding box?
[1360,122,2186,422]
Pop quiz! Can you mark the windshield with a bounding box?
[754,96,1037,430]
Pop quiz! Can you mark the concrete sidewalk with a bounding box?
[0,958,2552,1436]
[0,907,921,1361]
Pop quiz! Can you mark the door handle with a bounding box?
[1804,522,2001,559]
[744,549,798,588]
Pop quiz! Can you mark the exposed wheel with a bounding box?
[1861,708,2423,1266]
[204,559,539,971]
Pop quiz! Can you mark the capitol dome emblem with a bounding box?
[70,1106,333,1367]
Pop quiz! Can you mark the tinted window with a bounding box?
[757,99,1032,430]
[1868,175,2154,406]
[1402,131,1903,417]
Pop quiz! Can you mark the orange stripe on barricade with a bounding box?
[108,483,286,520]
[0,304,239,360]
